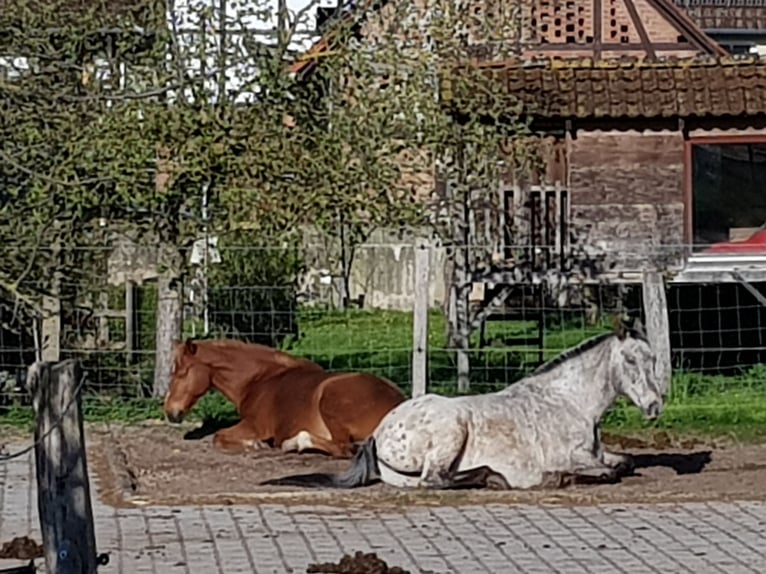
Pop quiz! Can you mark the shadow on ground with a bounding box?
[183,418,239,441]
[632,451,713,475]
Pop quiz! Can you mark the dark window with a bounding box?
[691,143,766,252]
[502,185,569,269]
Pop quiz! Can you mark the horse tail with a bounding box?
[260,437,380,489]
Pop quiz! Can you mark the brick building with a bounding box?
[296,0,766,275]
[294,0,766,371]
[673,0,766,54]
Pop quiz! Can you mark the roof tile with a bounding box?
[450,56,766,119]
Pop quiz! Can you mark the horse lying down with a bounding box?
[163,338,405,458]
[262,318,666,490]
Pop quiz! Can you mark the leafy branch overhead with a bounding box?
[0,0,532,316]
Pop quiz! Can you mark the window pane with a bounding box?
[692,143,766,253]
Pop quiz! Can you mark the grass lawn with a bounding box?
[2,307,766,440]
[282,308,766,439]
[283,308,610,393]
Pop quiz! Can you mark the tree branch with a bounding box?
[0,150,111,188]
[469,285,511,331]
[0,271,44,317]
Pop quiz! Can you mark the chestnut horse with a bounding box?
[163,339,406,458]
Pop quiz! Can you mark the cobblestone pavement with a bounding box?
[2,446,766,574]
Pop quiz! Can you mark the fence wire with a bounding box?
[2,241,766,422]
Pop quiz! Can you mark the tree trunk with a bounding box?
[338,214,351,308]
[41,237,63,362]
[445,179,471,393]
[452,251,471,393]
[153,268,183,398]
[444,252,456,346]
[40,290,61,363]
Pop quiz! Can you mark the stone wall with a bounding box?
[300,228,448,310]
[568,130,687,273]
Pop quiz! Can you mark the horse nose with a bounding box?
[165,409,185,424]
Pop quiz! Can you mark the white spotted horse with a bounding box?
[262,317,665,490]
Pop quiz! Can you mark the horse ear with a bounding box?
[184,339,198,355]
[612,315,627,340]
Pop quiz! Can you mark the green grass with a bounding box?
[2,307,765,440]
[282,308,610,394]
[0,392,235,432]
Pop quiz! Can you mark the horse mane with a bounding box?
[530,325,648,377]
[191,339,308,368]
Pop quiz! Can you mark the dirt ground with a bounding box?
[83,419,766,509]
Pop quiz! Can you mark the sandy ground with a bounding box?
[83,420,766,509]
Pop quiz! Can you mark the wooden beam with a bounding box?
[685,116,766,132]
[411,238,431,398]
[525,41,695,52]
[594,0,603,59]
[92,309,127,319]
[731,271,766,308]
[28,360,99,574]
[529,116,683,134]
[623,0,657,60]
[642,271,672,396]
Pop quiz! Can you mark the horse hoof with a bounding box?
[601,470,620,483]
[615,460,635,477]
[486,475,510,491]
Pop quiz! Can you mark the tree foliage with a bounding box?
[1,0,532,380]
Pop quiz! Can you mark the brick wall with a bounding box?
[632,0,683,43]
[569,132,684,206]
[676,5,766,30]
[568,130,686,272]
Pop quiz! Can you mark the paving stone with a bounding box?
[2,445,766,573]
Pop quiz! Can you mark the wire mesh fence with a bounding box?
[2,0,766,439]
[2,240,766,421]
